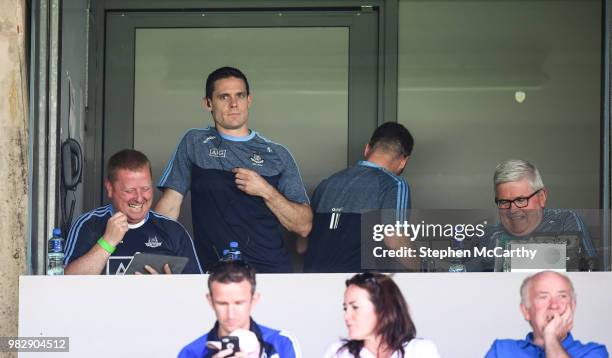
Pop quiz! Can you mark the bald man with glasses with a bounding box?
[466,159,597,271]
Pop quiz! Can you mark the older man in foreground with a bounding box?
[485,271,608,357]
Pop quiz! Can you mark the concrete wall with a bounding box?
[0,0,29,355]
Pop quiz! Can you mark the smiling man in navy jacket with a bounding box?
[64,149,202,275]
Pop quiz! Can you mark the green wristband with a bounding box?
[97,237,116,254]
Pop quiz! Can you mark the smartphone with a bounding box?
[220,336,240,356]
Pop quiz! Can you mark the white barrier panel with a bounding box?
[19,273,612,357]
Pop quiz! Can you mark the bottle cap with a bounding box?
[53,228,62,236]
[229,241,239,248]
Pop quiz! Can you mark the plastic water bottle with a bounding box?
[222,249,230,259]
[47,228,65,275]
[228,241,241,261]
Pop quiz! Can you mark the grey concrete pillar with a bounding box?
[0,0,29,351]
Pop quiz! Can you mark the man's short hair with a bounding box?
[519,271,576,308]
[494,159,544,191]
[207,261,257,295]
[368,122,414,158]
[205,66,250,100]
[106,149,151,182]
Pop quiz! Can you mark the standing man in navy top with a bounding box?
[64,149,202,275]
[485,271,608,357]
[304,122,414,272]
[156,67,312,273]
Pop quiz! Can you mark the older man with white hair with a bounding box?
[485,271,608,357]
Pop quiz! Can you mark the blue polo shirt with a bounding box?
[178,319,300,358]
[485,332,608,358]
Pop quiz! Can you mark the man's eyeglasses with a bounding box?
[495,189,542,209]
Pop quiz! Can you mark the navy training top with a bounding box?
[305,161,410,272]
[158,127,309,273]
[64,205,202,274]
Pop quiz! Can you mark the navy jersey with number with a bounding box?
[158,127,309,273]
[64,205,202,274]
[305,161,410,272]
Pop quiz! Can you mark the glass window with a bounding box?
[398,0,601,210]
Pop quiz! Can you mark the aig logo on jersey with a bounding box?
[145,236,162,248]
[250,153,264,166]
[209,148,226,158]
[329,207,343,229]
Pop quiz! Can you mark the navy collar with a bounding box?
[207,318,262,342]
[358,160,400,178]
[357,160,382,169]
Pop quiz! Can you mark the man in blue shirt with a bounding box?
[465,159,597,271]
[64,149,202,274]
[156,67,311,273]
[485,271,608,357]
[178,261,301,358]
[304,122,414,272]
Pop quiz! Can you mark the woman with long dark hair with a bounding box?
[323,273,440,358]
